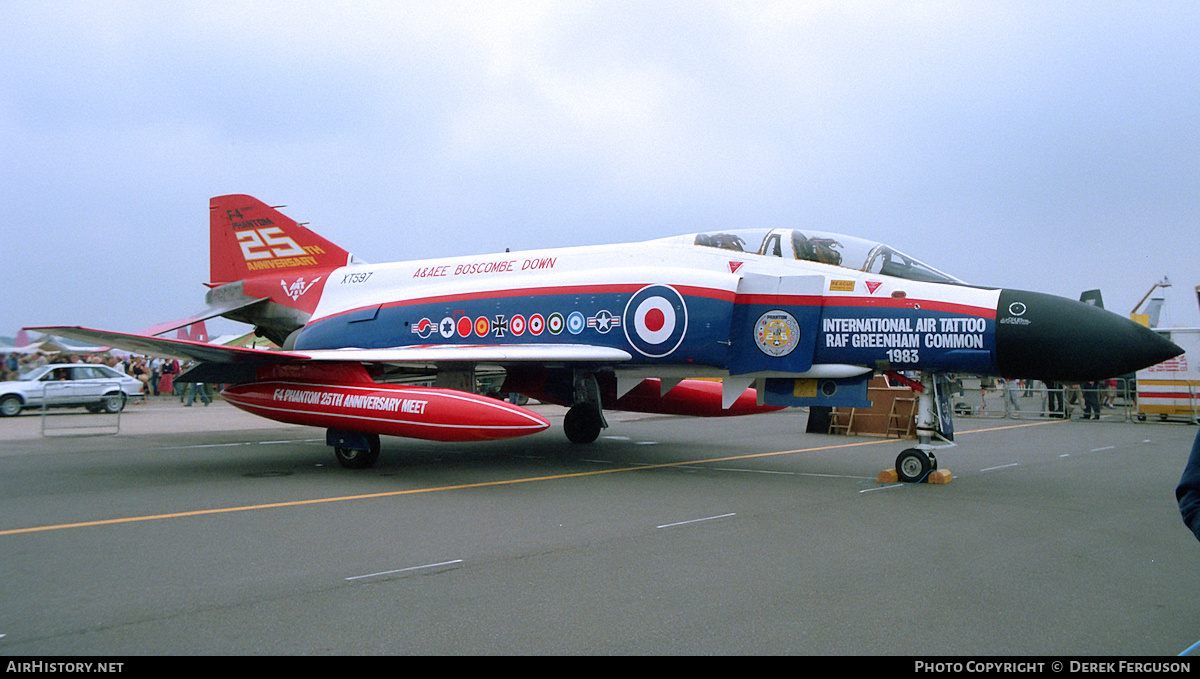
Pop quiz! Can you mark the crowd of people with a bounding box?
[976,377,1126,420]
[1006,378,1118,420]
[2,351,214,406]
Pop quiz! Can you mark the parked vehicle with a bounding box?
[1137,327,1199,423]
[0,364,144,417]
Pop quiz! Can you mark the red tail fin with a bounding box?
[175,321,209,343]
[209,195,359,285]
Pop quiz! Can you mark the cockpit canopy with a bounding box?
[688,228,963,286]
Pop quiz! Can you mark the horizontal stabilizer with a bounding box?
[137,297,269,337]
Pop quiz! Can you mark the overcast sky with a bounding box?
[3,1,1198,341]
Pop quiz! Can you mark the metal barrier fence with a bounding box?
[40,381,123,437]
[949,377,1150,423]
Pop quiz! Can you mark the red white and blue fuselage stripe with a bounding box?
[287,239,1003,377]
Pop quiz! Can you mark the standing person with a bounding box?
[979,376,992,413]
[1065,383,1083,419]
[184,379,212,406]
[1004,378,1022,417]
[159,359,177,397]
[1103,379,1117,409]
[1081,380,1102,420]
[130,358,149,396]
[149,358,162,396]
[1045,380,1065,419]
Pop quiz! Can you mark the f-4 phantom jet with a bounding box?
[34,195,1183,479]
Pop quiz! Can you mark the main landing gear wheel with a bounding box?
[334,433,381,469]
[564,404,603,444]
[895,448,937,483]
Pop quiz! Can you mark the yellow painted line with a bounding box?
[0,421,1057,537]
[958,420,1062,434]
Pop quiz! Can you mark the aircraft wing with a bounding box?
[26,326,632,368]
[26,326,305,363]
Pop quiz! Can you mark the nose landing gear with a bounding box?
[891,372,953,484]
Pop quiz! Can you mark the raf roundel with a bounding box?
[623,285,688,358]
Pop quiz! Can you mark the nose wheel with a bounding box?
[895,448,938,483]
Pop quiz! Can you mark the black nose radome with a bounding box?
[995,289,1183,382]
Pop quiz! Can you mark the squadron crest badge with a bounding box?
[754,310,801,357]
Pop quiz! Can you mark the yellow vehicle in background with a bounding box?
[1137,328,1199,423]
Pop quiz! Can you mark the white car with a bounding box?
[0,363,144,417]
